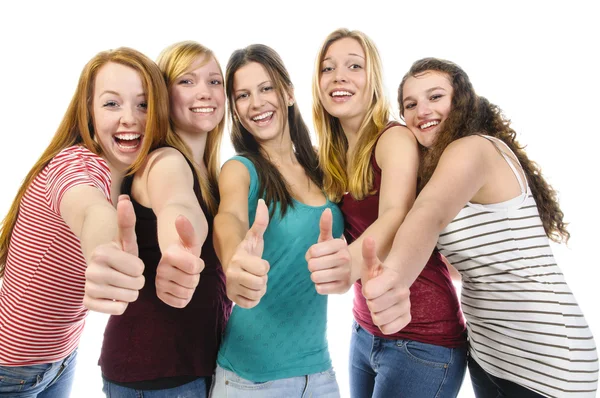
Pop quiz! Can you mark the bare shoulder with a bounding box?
[442,135,494,161]
[220,159,251,186]
[376,124,418,163]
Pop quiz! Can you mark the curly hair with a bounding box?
[398,58,569,243]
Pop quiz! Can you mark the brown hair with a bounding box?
[312,28,390,202]
[398,57,569,243]
[0,47,169,277]
[225,44,322,217]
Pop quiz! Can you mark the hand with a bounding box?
[225,199,270,308]
[156,215,205,308]
[305,208,352,294]
[84,195,145,315]
[361,237,411,335]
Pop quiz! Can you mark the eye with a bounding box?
[210,79,223,85]
[349,64,363,70]
[261,86,273,92]
[138,102,148,110]
[178,79,193,85]
[102,100,118,108]
[236,92,248,100]
[430,94,443,101]
[321,66,334,73]
[404,102,416,110]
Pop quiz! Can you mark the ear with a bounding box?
[286,88,295,107]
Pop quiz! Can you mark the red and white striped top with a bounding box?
[0,145,111,366]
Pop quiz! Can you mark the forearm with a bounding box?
[348,206,407,282]
[213,212,247,271]
[156,202,207,252]
[384,201,445,287]
[80,203,118,261]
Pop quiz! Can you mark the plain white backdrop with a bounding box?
[0,1,598,397]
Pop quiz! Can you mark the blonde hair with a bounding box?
[0,47,169,277]
[156,41,224,215]
[312,28,390,202]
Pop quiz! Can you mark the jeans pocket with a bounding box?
[399,340,451,368]
[224,371,274,391]
[0,365,45,393]
[321,368,336,380]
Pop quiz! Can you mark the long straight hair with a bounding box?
[312,28,390,202]
[157,41,225,215]
[398,58,569,243]
[0,47,170,277]
[225,44,322,217]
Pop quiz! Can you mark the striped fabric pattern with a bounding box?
[438,181,598,396]
[0,146,111,366]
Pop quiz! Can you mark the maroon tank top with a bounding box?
[99,154,232,388]
[341,122,466,347]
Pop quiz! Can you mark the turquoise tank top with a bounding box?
[217,156,344,382]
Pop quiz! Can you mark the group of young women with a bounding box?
[0,28,597,398]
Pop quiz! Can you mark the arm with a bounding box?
[213,160,270,308]
[141,147,207,308]
[347,126,419,282]
[362,136,491,333]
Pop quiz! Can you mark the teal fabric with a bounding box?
[217,156,344,382]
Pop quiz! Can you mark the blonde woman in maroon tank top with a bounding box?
[311,29,467,398]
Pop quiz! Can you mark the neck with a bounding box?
[259,127,296,166]
[106,161,127,205]
[340,117,362,155]
[176,128,209,170]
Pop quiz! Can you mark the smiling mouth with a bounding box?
[330,90,353,98]
[251,111,274,125]
[190,107,215,114]
[419,120,439,130]
[114,133,142,150]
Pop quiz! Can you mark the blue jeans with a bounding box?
[210,364,340,398]
[0,349,77,398]
[102,377,210,398]
[349,320,466,398]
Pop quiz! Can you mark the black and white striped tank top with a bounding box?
[437,135,598,397]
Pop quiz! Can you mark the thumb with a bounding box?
[175,215,201,256]
[361,237,382,282]
[317,208,334,243]
[244,199,269,255]
[116,195,138,256]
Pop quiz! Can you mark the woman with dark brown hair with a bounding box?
[363,57,598,397]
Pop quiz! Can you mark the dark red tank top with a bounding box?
[99,154,232,387]
[341,123,466,347]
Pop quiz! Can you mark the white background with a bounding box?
[0,1,598,397]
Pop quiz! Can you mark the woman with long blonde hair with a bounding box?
[312,29,467,397]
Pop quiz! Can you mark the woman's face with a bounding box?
[92,62,147,172]
[232,61,293,144]
[318,37,369,127]
[401,71,453,148]
[169,55,225,137]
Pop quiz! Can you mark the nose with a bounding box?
[250,92,265,109]
[416,101,432,119]
[120,105,137,127]
[195,81,212,100]
[333,70,347,84]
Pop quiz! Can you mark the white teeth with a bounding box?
[252,111,273,121]
[114,133,140,140]
[331,91,353,97]
[191,107,214,113]
[420,121,439,129]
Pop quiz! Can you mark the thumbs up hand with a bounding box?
[84,195,145,315]
[225,199,270,308]
[361,237,411,335]
[156,215,205,308]
[305,208,352,295]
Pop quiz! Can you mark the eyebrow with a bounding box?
[402,86,447,103]
[234,80,271,93]
[180,71,223,78]
[323,52,365,62]
[99,90,145,97]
